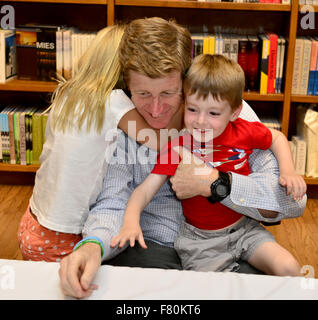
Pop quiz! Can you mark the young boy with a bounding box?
[111,54,306,275]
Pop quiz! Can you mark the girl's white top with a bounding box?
[30,89,135,234]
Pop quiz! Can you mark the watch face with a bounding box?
[216,184,229,197]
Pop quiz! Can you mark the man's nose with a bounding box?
[149,97,164,118]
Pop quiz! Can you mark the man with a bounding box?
[59,17,306,298]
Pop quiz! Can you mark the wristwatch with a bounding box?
[207,171,231,204]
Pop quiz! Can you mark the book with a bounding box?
[0,29,17,83]
[246,35,259,91]
[62,28,73,80]
[304,107,318,178]
[31,109,43,165]
[0,108,10,163]
[276,36,286,94]
[266,33,278,94]
[19,109,27,166]
[237,36,249,87]
[16,24,64,81]
[16,26,39,80]
[13,109,21,164]
[230,34,239,62]
[35,24,62,81]
[259,34,270,94]
[291,135,307,176]
[291,38,304,95]
[307,37,318,96]
[8,107,16,164]
[299,37,312,95]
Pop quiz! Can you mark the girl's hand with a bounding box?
[279,174,307,201]
[110,224,147,249]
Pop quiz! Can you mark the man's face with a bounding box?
[128,70,183,129]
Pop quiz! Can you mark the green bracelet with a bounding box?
[73,238,105,258]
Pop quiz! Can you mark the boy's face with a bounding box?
[128,70,183,129]
[184,92,241,142]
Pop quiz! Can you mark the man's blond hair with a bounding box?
[119,17,192,82]
[184,54,245,110]
[50,24,126,133]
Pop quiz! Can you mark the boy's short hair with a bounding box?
[119,17,192,82]
[184,54,245,110]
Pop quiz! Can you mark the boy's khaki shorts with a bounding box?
[174,217,275,272]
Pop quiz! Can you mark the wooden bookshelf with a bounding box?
[115,0,291,11]
[0,164,39,173]
[0,79,58,93]
[0,0,318,188]
[6,0,107,4]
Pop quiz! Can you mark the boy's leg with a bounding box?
[247,241,301,276]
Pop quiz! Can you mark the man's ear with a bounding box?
[230,103,243,122]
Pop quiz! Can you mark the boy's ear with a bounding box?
[230,103,243,122]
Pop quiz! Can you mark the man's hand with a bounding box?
[169,146,219,200]
[59,242,101,299]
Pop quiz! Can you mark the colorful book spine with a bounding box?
[307,38,318,96]
[259,34,270,95]
[267,33,278,94]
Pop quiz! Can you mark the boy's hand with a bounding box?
[279,174,307,201]
[110,224,147,249]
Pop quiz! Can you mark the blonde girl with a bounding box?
[18,24,150,262]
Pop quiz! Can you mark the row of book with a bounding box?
[0,24,97,83]
[196,0,291,3]
[299,0,318,4]
[292,37,318,96]
[289,104,318,178]
[191,32,286,94]
[0,106,48,165]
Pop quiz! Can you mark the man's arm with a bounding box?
[82,130,136,260]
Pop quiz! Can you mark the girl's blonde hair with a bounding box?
[184,54,245,110]
[119,17,192,83]
[50,24,126,133]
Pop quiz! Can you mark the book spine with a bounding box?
[275,37,282,94]
[8,111,16,164]
[246,36,259,91]
[13,111,20,164]
[0,32,5,83]
[19,111,27,165]
[307,40,318,95]
[292,38,304,95]
[299,38,312,95]
[267,33,278,94]
[31,111,43,165]
[259,35,270,95]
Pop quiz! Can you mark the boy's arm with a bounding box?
[110,173,168,249]
[269,128,295,176]
[269,128,306,201]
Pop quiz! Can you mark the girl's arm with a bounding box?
[269,128,306,201]
[110,173,168,249]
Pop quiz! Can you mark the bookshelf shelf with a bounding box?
[0,79,57,93]
[0,164,39,173]
[291,95,318,103]
[115,0,291,11]
[304,177,318,185]
[243,92,284,101]
[5,0,107,4]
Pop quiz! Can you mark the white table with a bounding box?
[0,259,317,300]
